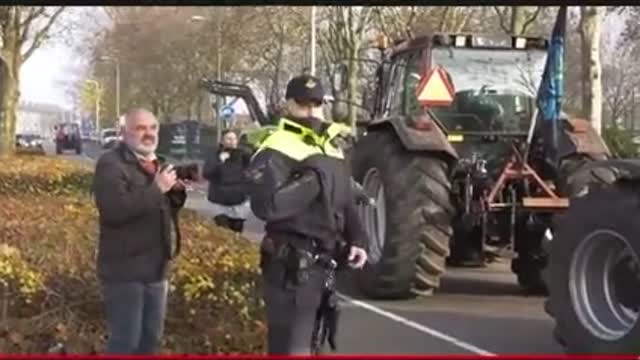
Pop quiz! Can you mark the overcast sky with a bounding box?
[18,7,627,112]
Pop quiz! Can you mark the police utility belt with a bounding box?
[261,236,337,287]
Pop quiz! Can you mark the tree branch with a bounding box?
[493,6,511,34]
[439,7,451,32]
[18,6,46,44]
[21,6,66,61]
[405,6,418,34]
[373,7,389,39]
[519,6,542,35]
[19,6,45,27]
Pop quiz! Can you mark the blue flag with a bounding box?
[536,6,567,154]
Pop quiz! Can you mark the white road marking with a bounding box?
[337,293,497,356]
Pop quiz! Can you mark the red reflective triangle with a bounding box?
[416,67,455,107]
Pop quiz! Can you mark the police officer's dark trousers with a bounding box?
[260,238,326,355]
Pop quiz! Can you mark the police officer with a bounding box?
[247,75,368,355]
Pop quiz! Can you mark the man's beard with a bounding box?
[130,139,157,157]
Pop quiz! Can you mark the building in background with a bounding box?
[17,102,71,139]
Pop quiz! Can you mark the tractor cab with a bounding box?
[344,33,551,176]
[333,33,549,153]
[422,34,547,135]
[359,33,549,135]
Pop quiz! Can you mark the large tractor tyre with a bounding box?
[544,183,640,353]
[352,129,454,299]
[512,154,612,295]
[556,154,610,198]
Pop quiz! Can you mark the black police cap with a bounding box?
[285,75,325,105]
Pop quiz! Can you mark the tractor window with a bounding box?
[384,56,408,117]
[384,51,429,118]
[402,52,423,116]
[425,47,547,133]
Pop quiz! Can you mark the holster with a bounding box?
[261,236,319,289]
[285,245,315,288]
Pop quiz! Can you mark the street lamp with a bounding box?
[97,55,120,121]
[85,79,102,132]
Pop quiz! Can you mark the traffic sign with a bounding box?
[220,105,234,119]
[415,66,455,107]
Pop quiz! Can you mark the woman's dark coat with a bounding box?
[202,146,252,206]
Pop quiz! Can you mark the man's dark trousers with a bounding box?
[101,280,168,354]
[261,255,325,355]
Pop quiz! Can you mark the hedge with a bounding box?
[0,155,265,354]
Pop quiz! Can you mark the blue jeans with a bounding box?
[101,280,168,354]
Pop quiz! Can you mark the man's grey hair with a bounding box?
[123,108,156,127]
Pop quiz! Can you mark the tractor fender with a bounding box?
[367,116,458,162]
[557,118,611,160]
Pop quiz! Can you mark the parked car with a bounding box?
[100,128,121,148]
[15,133,45,155]
[54,123,82,155]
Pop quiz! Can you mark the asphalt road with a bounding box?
[53,141,563,355]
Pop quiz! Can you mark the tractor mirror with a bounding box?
[332,63,348,93]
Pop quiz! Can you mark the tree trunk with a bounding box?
[0,58,20,157]
[346,53,359,125]
[269,35,284,107]
[580,6,603,134]
[511,7,525,35]
[632,88,636,132]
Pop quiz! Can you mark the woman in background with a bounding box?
[202,129,252,234]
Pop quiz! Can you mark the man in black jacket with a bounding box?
[92,108,186,354]
[247,75,368,355]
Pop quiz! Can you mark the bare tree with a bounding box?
[493,6,545,35]
[372,6,419,41]
[240,7,307,107]
[601,23,640,130]
[0,6,67,155]
[579,6,604,134]
[318,6,374,124]
[372,6,481,41]
[621,7,640,43]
